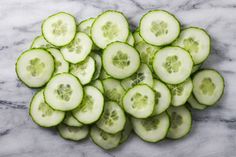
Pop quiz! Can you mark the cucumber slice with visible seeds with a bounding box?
[16,49,54,88]
[187,94,207,110]
[102,42,140,79]
[72,86,104,124]
[127,32,134,46]
[192,69,224,106]
[31,35,54,49]
[152,79,171,115]
[63,112,83,127]
[99,68,111,80]
[42,12,76,47]
[103,78,125,105]
[70,56,95,85]
[90,126,121,150]
[140,10,180,46]
[90,52,102,80]
[167,105,192,139]
[61,32,92,64]
[133,28,143,44]
[119,116,132,144]
[96,101,126,134]
[173,27,211,64]
[47,48,69,74]
[153,46,193,84]
[168,78,193,106]
[29,90,65,127]
[44,73,83,111]
[123,84,155,118]
[90,79,104,93]
[191,64,201,74]
[132,112,170,142]
[58,124,88,141]
[121,64,153,90]
[91,10,129,49]
[78,17,95,36]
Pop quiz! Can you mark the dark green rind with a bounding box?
[119,116,133,144]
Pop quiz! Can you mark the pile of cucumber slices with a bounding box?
[15,10,224,149]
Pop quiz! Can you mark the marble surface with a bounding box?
[0,0,236,156]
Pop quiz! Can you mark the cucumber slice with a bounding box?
[47,48,69,74]
[192,69,224,106]
[72,86,104,124]
[96,101,126,134]
[121,64,153,90]
[91,10,129,49]
[123,84,155,118]
[153,46,193,84]
[152,79,171,115]
[90,52,102,80]
[61,32,92,64]
[44,73,83,111]
[127,32,135,46]
[70,56,95,85]
[168,78,193,106]
[103,78,125,104]
[167,105,192,139]
[120,116,132,144]
[173,27,211,64]
[131,112,170,142]
[187,94,207,110]
[16,48,54,88]
[191,64,201,74]
[29,90,65,127]
[99,68,111,80]
[78,17,95,36]
[90,79,104,93]
[90,126,121,150]
[42,12,76,47]
[140,10,180,46]
[102,42,140,79]
[58,124,88,141]
[31,35,54,49]
[63,112,83,127]
[133,29,143,44]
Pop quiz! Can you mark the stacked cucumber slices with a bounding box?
[16,10,224,149]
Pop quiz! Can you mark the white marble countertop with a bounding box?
[0,0,236,156]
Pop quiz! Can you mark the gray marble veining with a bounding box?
[0,0,236,156]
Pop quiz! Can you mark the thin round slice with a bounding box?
[61,32,92,64]
[78,17,95,36]
[127,32,135,46]
[192,69,224,106]
[42,12,76,46]
[99,68,111,80]
[191,64,202,74]
[91,10,129,49]
[31,35,54,49]
[120,116,132,144]
[123,84,155,118]
[90,52,102,80]
[90,79,104,93]
[72,86,104,124]
[29,90,65,127]
[173,27,211,64]
[167,105,192,139]
[63,112,83,127]
[16,48,54,88]
[153,46,193,84]
[133,28,143,44]
[44,73,83,111]
[140,10,180,46]
[187,94,207,110]
[132,112,170,142]
[58,124,88,141]
[102,42,140,79]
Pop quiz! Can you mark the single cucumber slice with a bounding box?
[58,124,88,141]
[90,79,104,93]
[102,42,140,79]
[103,78,125,104]
[192,69,224,106]
[70,56,95,85]
[31,35,54,49]
[47,48,69,74]
[127,32,135,46]
[153,46,193,84]
[90,52,102,80]
[168,78,193,106]
[140,10,180,46]
[63,112,83,127]
[90,126,121,150]
[78,17,95,36]
[131,112,170,142]
[167,105,192,139]
[42,12,76,46]
[191,64,201,74]
[121,64,153,90]
[119,116,132,144]
[91,10,129,49]
[173,27,211,64]
[123,84,155,118]
[99,68,111,80]
[187,94,207,110]
[16,48,54,88]
[96,101,126,134]
[29,90,65,127]
[152,79,171,115]
[133,29,143,44]
[61,32,92,64]
[44,73,83,111]
[72,86,104,124]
